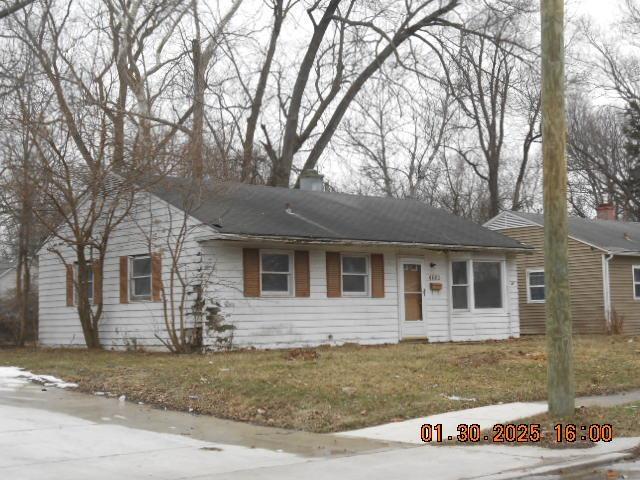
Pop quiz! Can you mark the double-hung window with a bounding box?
[527,269,545,303]
[130,256,152,301]
[451,261,469,310]
[75,263,94,304]
[634,266,640,300]
[341,255,369,296]
[261,251,293,295]
[451,260,504,310]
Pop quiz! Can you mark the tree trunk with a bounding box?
[242,0,284,182]
[541,0,575,417]
[191,39,205,180]
[269,0,342,187]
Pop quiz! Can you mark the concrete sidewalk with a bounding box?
[1,400,636,480]
[337,402,548,444]
[336,390,640,445]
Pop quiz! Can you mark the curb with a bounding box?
[492,447,639,479]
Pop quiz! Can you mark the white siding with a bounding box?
[202,244,400,349]
[38,192,209,350]
[432,253,520,343]
[202,244,521,349]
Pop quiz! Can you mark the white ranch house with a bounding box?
[38,176,529,350]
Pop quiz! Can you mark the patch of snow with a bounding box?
[0,366,78,390]
[442,394,477,402]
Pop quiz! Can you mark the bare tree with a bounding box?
[0,0,34,20]
[338,72,453,202]
[189,0,244,180]
[567,96,640,219]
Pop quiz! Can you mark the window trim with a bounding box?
[633,265,640,301]
[451,260,470,311]
[129,255,152,302]
[260,250,294,297]
[341,253,371,297]
[450,258,506,313]
[526,268,546,304]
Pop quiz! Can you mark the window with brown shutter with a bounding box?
[93,260,103,305]
[243,248,260,297]
[66,264,74,306]
[294,251,310,297]
[119,256,128,304]
[326,252,341,297]
[371,254,385,298]
[152,253,162,302]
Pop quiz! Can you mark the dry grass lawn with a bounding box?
[1,335,640,433]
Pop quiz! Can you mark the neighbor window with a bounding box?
[634,266,640,300]
[130,256,152,301]
[75,263,94,304]
[341,254,369,295]
[527,269,545,303]
[473,261,503,309]
[260,251,293,295]
[451,261,469,310]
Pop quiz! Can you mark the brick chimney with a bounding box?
[596,203,616,221]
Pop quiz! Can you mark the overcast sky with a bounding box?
[576,0,622,26]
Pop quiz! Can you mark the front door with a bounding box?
[399,259,426,339]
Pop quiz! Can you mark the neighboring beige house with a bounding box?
[486,204,640,335]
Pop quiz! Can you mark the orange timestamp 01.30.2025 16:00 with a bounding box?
[420,423,614,444]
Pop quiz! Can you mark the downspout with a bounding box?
[602,253,614,331]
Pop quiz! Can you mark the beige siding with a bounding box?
[501,226,606,335]
[609,256,640,335]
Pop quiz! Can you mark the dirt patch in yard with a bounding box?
[1,336,640,433]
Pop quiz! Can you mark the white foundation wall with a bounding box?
[38,193,209,350]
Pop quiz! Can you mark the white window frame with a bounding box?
[260,250,294,297]
[130,255,152,302]
[633,265,640,301]
[451,260,470,311]
[450,258,506,313]
[75,263,94,305]
[472,260,505,311]
[526,269,545,304]
[341,253,370,297]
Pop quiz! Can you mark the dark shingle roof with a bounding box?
[151,179,527,251]
[513,212,640,254]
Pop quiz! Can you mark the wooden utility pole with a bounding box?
[541,0,575,417]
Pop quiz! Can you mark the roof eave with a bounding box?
[197,232,533,253]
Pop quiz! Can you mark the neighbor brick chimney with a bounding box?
[596,203,616,221]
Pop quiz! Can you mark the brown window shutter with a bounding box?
[93,260,103,305]
[294,251,310,297]
[151,252,163,302]
[119,256,128,304]
[371,254,385,298]
[66,264,74,306]
[326,252,341,298]
[243,248,260,297]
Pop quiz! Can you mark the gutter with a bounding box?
[602,253,614,330]
[196,232,533,254]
